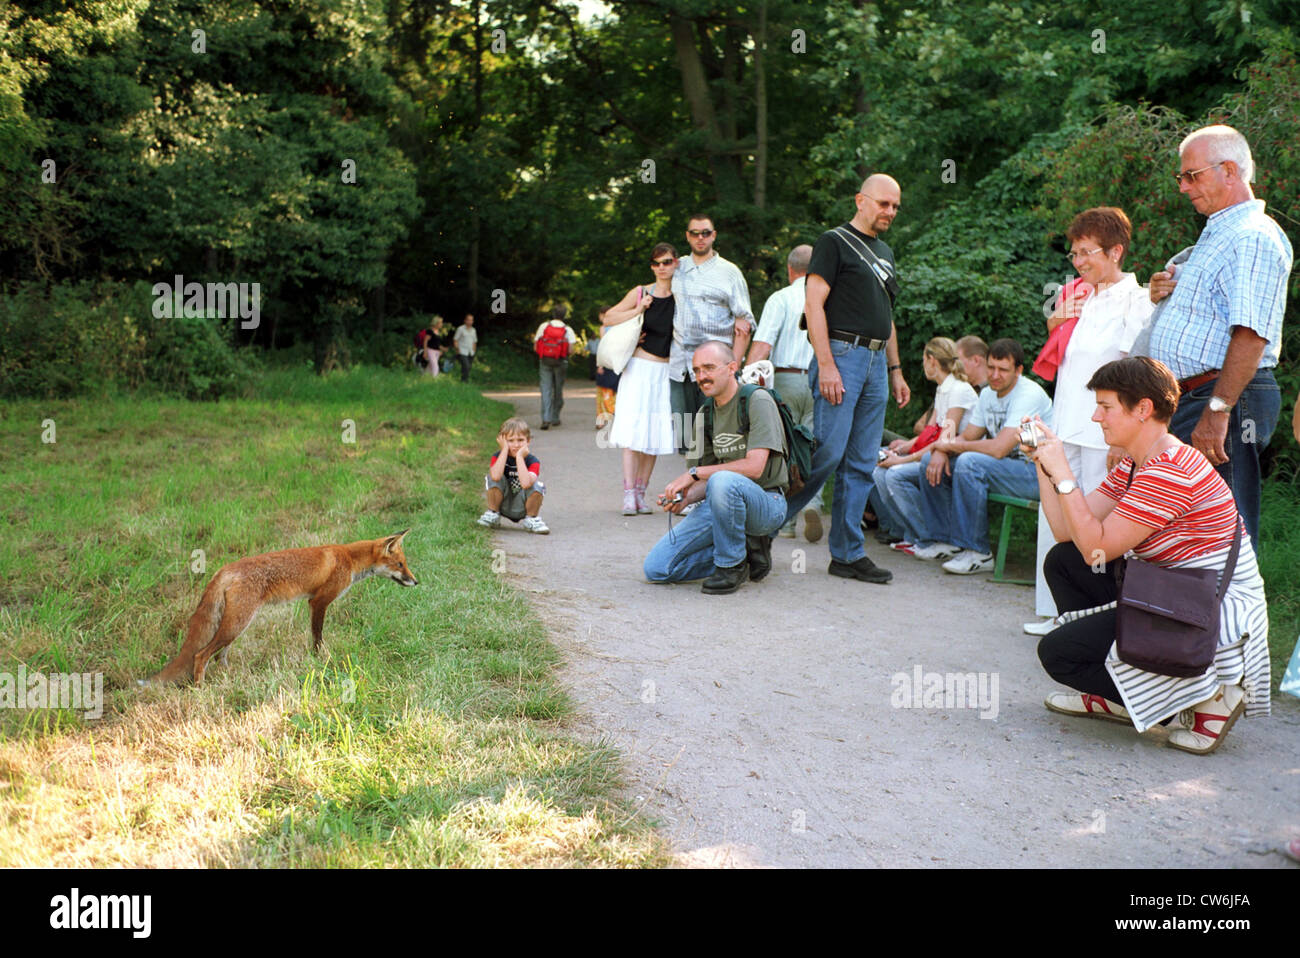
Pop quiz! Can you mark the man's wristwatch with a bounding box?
[1208,396,1233,414]
[689,466,700,482]
[888,364,901,372]
[1055,479,1079,496]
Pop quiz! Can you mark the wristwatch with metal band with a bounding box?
[1055,479,1079,495]
[1208,396,1233,414]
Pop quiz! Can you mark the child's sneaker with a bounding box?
[476,510,501,528]
[521,516,549,535]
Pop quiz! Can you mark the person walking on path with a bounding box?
[535,306,577,429]
[454,313,478,382]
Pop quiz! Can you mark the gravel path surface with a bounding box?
[485,384,1298,868]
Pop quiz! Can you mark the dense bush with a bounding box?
[0,281,252,400]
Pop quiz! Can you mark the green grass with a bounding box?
[0,365,668,867]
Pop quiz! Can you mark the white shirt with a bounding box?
[753,276,813,370]
[453,325,477,355]
[1052,273,1155,449]
[934,374,978,433]
[669,252,754,381]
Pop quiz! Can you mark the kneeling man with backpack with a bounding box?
[644,341,802,594]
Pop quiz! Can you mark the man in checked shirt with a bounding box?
[669,213,755,455]
[1143,124,1292,551]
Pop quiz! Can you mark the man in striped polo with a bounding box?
[670,214,755,455]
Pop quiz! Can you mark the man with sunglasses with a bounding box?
[669,214,755,454]
[779,173,910,585]
[1142,125,1292,549]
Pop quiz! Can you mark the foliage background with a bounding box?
[2,0,1297,471]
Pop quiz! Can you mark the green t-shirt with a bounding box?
[689,387,789,492]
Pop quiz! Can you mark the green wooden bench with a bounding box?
[988,493,1038,585]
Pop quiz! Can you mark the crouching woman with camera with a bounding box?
[1025,357,1270,754]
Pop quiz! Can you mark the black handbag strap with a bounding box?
[1123,458,1242,604]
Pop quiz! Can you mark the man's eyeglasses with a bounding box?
[691,362,728,377]
[1066,247,1103,262]
[687,229,715,238]
[651,258,675,266]
[1174,161,1224,186]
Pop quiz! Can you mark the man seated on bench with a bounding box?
[912,338,1052,574]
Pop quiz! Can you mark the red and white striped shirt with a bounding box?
[1096,443,1240,564]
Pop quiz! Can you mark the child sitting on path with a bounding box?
[477,417,549,534]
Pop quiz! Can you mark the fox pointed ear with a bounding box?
[385,529,410,552]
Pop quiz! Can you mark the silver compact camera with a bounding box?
[877,447,890,463]
[1018,422,1044,448]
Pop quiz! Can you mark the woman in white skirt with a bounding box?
[603,243,678,515]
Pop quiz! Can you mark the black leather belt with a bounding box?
[827,329,887,350]
[774,366,808,374]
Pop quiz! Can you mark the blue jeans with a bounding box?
[539,359,567,423]
[917,451,1038,553]
[783,343,888,563]
[872,460,932,543]
[1171,369,1279,554]
[644,471,788,581]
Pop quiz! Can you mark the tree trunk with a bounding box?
[753,0,768,210]
[669,14,743,205]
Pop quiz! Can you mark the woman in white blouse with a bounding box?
[1027,207,1155,633]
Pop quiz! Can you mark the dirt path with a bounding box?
[485,384,1298,868]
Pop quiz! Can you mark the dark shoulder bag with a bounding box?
[1114,462,1242,678]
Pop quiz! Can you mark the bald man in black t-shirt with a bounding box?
[781,173,912,585]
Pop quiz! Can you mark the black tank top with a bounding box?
[640,290,674,358]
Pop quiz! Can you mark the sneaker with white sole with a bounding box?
[476,510,501,528]
[942,550,994,574]
[1023,617,1059,636]
[521,516,550,534]
[911,542,959,561]
[889,540,916,555]
[622,489,637,516]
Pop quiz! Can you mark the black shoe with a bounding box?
[746,534,772,582]
[828,555,893,584]
[861,509,879,530]
[540,421,550,430]
[701,560,750,594]
[874,529,902,545]
[553,420,561,427]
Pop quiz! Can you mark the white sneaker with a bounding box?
[942,550,995,574]
[476,510,501,528]
[521,516,550,535]
[1023,618,1059,636]
[911,542,959,561]
[622,490,637,516]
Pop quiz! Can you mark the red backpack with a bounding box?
[535,323,570,360]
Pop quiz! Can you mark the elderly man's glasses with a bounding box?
[1174,162,1224,186]
[687,229,715,238]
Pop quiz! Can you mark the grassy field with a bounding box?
[0,365,669,867]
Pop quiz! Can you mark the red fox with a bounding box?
[143,531,418,686]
